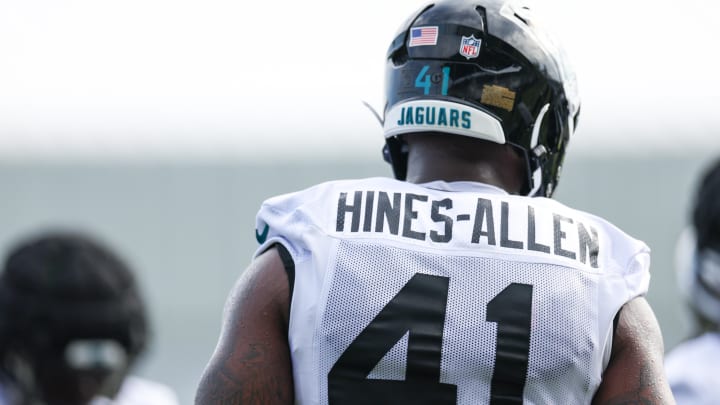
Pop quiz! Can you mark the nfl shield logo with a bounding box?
[459,35,481,59]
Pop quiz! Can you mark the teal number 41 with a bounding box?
[415,65,450,96]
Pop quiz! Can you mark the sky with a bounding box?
[0,0,718,162]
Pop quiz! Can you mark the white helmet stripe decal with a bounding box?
[530,103,550,148]
[528,103,550,196]
[384,100,505,144]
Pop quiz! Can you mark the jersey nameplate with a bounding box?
[335,190,599,269]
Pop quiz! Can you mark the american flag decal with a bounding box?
[408,26,439,47]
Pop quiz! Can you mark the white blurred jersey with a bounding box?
[0,375,178,405]
[254,178,651,405]
[90,376,179,405]
[665,332,720,405]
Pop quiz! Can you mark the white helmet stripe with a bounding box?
[530,103,550,148]
[384,100,505,144]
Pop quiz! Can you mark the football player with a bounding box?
[196,0,674,403]
[664,157,720,404]
[0,231,179,405]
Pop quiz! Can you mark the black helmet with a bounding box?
[0,231,149,403]
[383,0,580,197]
[676,158,720,328]
[0,231,148,360]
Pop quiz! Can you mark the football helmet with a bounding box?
[383,0,580,197]
[0,232,148,403]
[676,159,720,326]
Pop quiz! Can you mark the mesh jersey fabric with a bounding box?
[254,178,651,405]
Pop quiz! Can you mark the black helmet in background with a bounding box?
[0,231,149,404]
[675,158,720,331]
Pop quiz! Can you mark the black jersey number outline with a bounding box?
[328,274,533,405]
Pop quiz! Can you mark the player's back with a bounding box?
[254,177,650,404]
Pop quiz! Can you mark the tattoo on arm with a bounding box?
[196,361,245,404]
[197,344,292,404]
[196,248,293,405]
[601,364,662,405]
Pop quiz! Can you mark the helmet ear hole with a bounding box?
[391,47,409,67]
[383,137,409,181]
[382,144,392,164]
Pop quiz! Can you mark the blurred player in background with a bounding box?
[665,157,720,404]
[196,0,674,403]
[0,230,179,405]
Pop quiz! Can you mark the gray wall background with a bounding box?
[0,151,717,403]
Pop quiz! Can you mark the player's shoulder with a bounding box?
[537,196,646,242]
[254,177,403,257]
[279,177,402,196]
[530,195,650,269]
[260,177,402,211]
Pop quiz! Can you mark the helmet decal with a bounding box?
[384,99,506,144]
[530,104,551,148]
[480,85,516,112]
[408,26,439,47]
[459,35,482,59]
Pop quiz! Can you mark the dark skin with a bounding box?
[195,134,675,404]
[592,297,673,405]
[195,248,293,405]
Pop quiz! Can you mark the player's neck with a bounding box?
[404,135,524,194]
[405,162,515,191]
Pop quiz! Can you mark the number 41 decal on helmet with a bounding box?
[414,65,450,96]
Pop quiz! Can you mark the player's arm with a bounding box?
[592,296,675,405]
[195,246,294,405]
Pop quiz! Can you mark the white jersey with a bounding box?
[254,178,651,405]
[665,332,720,405]
[90,376,179,405]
